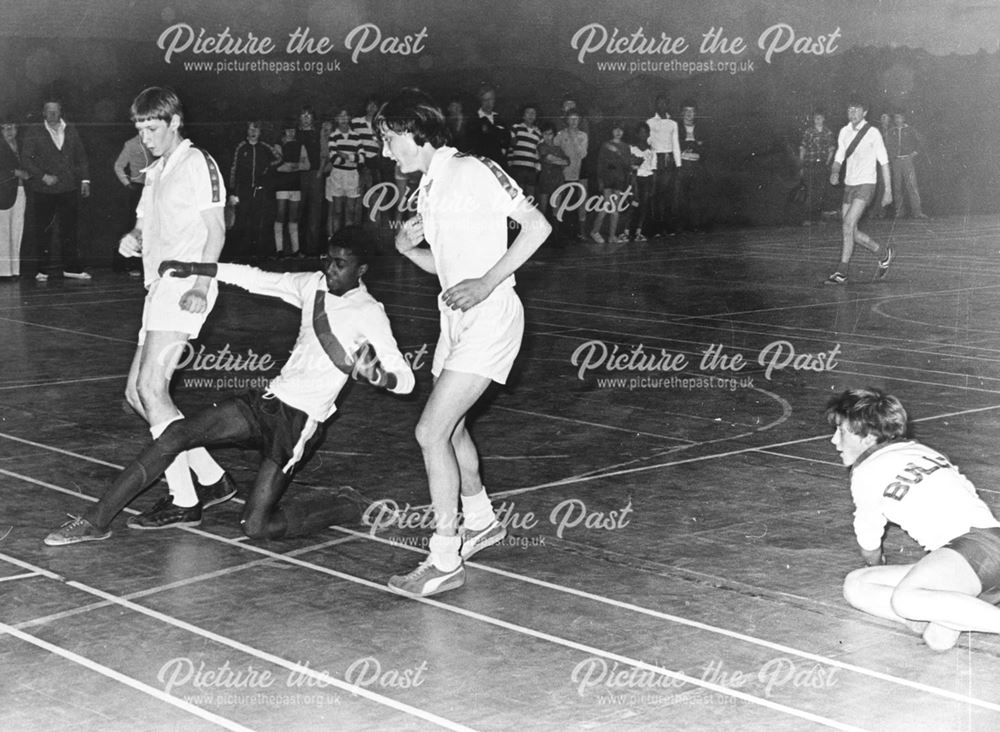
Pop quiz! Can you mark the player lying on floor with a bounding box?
[45,226,415,545]
[828,387,1000,650]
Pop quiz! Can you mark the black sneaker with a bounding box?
[195,472,238,509]
[874,245,894,281]
[127,495,202,530]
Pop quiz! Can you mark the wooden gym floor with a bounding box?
[2,215,1000,731]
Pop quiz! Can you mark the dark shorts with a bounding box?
[842,183,875,206]
[233,390,322,469]
[944,526,1000,601]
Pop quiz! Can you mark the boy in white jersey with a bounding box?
[827,388,1000,650]
[117,87,236,530]
[376,88,551,597]
[45,227,414,545]
[824,99,894,285]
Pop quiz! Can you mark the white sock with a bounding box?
[187,447,224,485]
[150,418,198,508]
[428,533,462,572]
[289,223,300,252]
[274,223,284,252]
[460,488,496,531]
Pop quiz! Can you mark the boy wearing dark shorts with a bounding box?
[828,387,1000,650]
[824,99,894,285]
[46,227,414,544]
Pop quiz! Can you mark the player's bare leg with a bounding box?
[892,549,1000,650]
[133,330,225,511]
[388,369,490,596]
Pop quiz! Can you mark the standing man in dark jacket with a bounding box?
[22,98,91,280]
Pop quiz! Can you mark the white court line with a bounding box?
[0,548,865,731]
[4,462,998,721]
[0,316,135,343]
[338,526,1000,715]
[0,374,127,391]
[15,535,362,632]
[0,571,40,583]
[0,551,477,732]
[0,620,255,732]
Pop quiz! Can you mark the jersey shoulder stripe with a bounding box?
[193,147,222,203]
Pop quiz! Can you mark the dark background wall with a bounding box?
[2,0,997,265]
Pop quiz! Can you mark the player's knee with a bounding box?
[923,623,962,652]
[889,585,921,620]
[842,568,869,608]
[414,418,446,451]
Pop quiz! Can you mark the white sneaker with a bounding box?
[63,271,92,280]
[35,273,49,282]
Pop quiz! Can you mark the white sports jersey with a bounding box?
[138,139,225,286]
[834,122,889,186]
[216,266,415,421]
[851,440,1000,551]
[416,146,525,294]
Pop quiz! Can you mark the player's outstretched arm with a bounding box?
[159,260,219,279]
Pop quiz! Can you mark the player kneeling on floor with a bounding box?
[828,387,1000,651]
[45,226,414,546]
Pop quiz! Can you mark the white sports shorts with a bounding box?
[432,286,524,384]
[138,276,219,345]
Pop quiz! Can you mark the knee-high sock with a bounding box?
[289,223,300,253]
[150,417,198,507]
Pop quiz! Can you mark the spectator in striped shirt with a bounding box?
[351,97,380,211]
[325,109,362,237]
[507,104,542,200]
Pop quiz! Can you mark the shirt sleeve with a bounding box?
[671,123,681,167]
[114,144,130,184]
[833,129,847,164]
[356,301,415,395]
[851,476,889,552]
[471,156,525,219]
[191,149,226,211]
[216,264,311,308]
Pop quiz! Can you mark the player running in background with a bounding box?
[46,226,414,545]
[827,387,1000,650]
[117,86,236,530]
[377,87,551,597]
[824,99,894,285]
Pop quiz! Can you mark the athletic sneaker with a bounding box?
[44,516,111,546]
[387,558,466,597]
[874,244,894,281]
[34,273,48,282]
[633,233,647,242]
[127,495,202,530]
[590,231,605,244]
[63,271,92,280]
[823,271,847,286]
[195,472,238,509]
[460,520,507,559]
